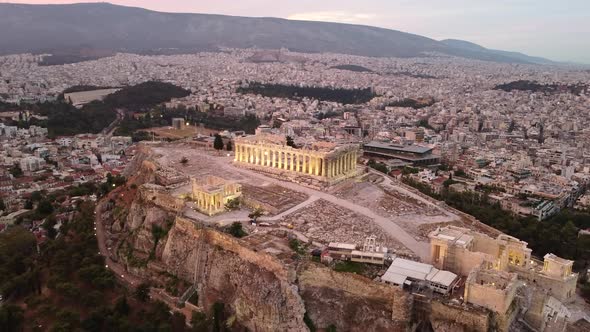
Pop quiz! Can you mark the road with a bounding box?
[101,108,125,137]
[213,156,431,261]
[95,197,142,286]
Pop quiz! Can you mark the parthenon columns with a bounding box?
[233,143,359,179]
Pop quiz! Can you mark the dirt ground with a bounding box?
[280,199,416,257]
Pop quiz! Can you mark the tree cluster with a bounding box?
[494,80,588,96]
[101,81,190,111]
[367,159,388,174]
[238,82,376,104]
[383,97,435,109]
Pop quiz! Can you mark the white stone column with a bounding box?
[328,159,334,178]
[253,148,258,165]
[284,152,288,170]
[323,158,328,178]
[316,158,322,176]
[316,157,321,175]
[295,154,300,173]
[303,155,308,174]
[272,150,276,168]
[281,151,287,169]
[265,149,270,166]
[330,161,334,177]
[346,152,351,171]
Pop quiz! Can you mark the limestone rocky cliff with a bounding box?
[162,217,308,331]
[110,147,414,331]
[299,264,411,332]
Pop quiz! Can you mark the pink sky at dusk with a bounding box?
[3,0,590,63]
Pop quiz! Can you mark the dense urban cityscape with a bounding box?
[1,2,590,332]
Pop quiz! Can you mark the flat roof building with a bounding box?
[381,256,459,295]
[363,141,440,166]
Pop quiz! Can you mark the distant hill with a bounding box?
[441,39,555,65]
[0,2,553,64]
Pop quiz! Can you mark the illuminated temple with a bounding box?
[233,134,360,186]
[191,176,242,216]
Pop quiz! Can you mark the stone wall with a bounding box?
[298,263,411,332]
[464,269,519,314]
[429,300,490,332]
[138,185,185,212]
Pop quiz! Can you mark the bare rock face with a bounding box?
[161,218,308,331]
[112,147,415,331]
[299,264,412,332]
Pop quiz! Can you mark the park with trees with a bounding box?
[237,81,376,105]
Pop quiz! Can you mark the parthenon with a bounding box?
[233,134,360,185]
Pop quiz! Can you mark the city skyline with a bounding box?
[3,0,590,64]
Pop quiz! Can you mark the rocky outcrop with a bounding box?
[299,264,412,332]
[162,217,307,332]
[429,301,490,332]
[110,145,416,331]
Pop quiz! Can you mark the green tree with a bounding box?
[180,157,189,165]
[212,302,225,332]
[191,311,210,332]
[0,305,24,332]
[225,198,240,210]
[9,163,23,178]
[226,140,233,151]
[227,222,247,238]
[286,135,295,147]
[37,199,54,215]
[0,198,5,211]
[213,134,224,151]
[134,282,151,302]
[248,208,263,221]
[114,296,130,316]
[31,191,43,202]
[303,312,316,332]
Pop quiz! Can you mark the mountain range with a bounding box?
[0,2,554,64]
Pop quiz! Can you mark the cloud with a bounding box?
[287,11,377,24]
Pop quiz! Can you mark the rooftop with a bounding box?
[382,256,458,287]
[429,226,474,248]
[364,141,433,154]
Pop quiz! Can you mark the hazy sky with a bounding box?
[6,0,590,63]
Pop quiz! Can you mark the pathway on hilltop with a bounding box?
[372,169,461,221]
[212,156,431,261]
[184,195,321,226]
